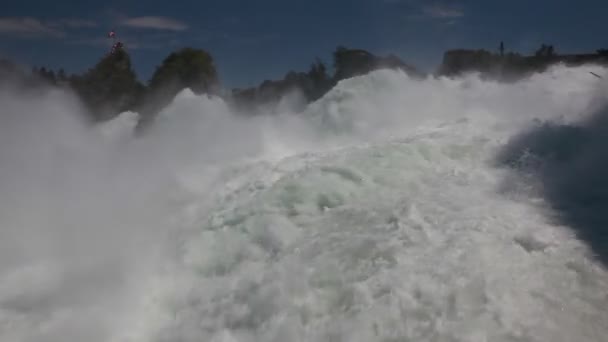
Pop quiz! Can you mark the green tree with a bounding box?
[308,59,328,85]
[306,58,333,101]
[148,47,219,95]
[333,46,376,81]
[137,48,219,131]
[71,49,144,121]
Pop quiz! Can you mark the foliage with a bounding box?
[148,48,219,95]
[5,41,608,125]
[135,47,219,130]
[535,44,556,58]
[333,46,422,81]
[232,47,422,111]
[437,43,608,80]
[70,49,144,121]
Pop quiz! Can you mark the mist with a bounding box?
[1,64,608,341]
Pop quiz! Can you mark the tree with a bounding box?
[57,68,67,82]
[136,48,219,132]
[307,59,332,101]
[535,44,556,58]
[71,49,144,121]
[331,46,420,81]
[148,47,219,95]
[333,46,376,80]
[32,66,58,85]
[308,59,329,86]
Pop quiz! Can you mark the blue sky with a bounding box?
[1,0,607,88]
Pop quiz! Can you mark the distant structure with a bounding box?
[438,44,608,79]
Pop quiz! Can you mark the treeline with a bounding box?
[438,43,608,81]
[1,46,218,130]
[3,41,606,129]
[231,47,423,110]
[0,45,422,130]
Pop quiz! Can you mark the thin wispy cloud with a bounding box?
[120,16,188,31]
[0,17,65,38]
[0,17,99,39]
[423,4,464,19]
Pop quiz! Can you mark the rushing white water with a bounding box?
[1,65,608,342]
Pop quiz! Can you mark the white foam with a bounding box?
[1,64,607,342]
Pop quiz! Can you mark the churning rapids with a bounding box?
[1,65,608,342]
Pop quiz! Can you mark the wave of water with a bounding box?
[1,65,607,342]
